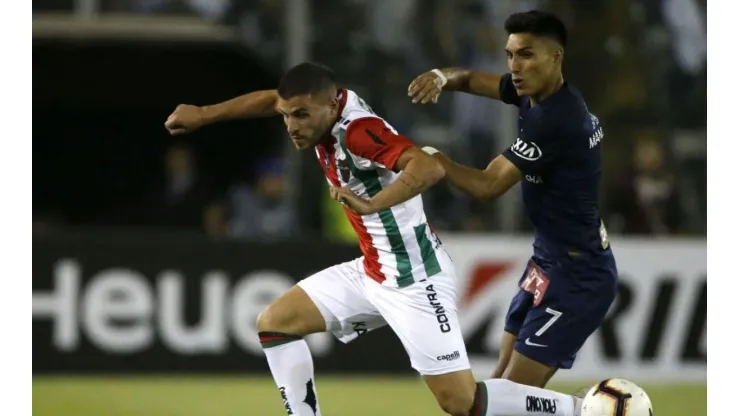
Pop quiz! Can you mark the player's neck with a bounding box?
[317,126,335,147]
[529,74,565,107]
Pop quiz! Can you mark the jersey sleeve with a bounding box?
[344,117,415,171]
[502,115,564,174]
[499,73,521,106]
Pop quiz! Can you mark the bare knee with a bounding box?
[502,351,556,388]
[434,389,474,416]
[255,302,306,335]
[425,371,477,416]
[255,286,326,336]
[255,306,284,333]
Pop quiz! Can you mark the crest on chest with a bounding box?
[319,144,352,184]
[334,149,352,183]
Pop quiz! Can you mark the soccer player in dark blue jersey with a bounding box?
[408,10,618,392]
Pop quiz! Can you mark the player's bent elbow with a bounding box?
[458,180,492,201]
[410,155,445,187]
[486,185,507,200]
[479,179,509,200]
[429,158,446,183]
[471,185,497,201]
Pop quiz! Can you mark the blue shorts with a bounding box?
[504,255,618,369]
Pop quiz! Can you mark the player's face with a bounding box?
[505,33,562,97]
[276,93,338,150]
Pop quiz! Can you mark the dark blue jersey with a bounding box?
[499,73,611,261]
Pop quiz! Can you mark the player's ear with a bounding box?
[328,93,340,116]
[553,48,564,65]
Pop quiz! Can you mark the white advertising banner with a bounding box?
[439,235,707,383]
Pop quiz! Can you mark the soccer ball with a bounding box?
[580,378,653,416]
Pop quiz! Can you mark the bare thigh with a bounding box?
[256,285,328,336]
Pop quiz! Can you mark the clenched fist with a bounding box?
[165,104,206,135]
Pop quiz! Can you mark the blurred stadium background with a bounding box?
[32,0,706,415]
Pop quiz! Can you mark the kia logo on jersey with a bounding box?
[510,138,543,161]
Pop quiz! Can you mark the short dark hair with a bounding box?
[504,11,567,48]
[277,62,337,99]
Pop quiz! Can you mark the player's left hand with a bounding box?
[330,186,376,215]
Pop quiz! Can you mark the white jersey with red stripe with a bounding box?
[315,89,449,288]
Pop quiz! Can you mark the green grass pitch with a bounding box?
[33,376,706,415]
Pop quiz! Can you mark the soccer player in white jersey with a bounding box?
[166,62,585,416]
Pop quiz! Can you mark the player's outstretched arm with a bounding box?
[407,68,504,104]
[165,89,278,135]
[423,147,521,200]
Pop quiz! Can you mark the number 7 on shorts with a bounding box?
[534,308,562,337]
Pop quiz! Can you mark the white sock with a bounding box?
[471,379,577,416]
[260,332,321,416]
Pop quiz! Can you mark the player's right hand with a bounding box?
[407,69,447,104]
[165,104,205,135]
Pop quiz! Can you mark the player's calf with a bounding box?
[256,286,328,416]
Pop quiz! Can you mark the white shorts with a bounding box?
[297,256,470,376]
